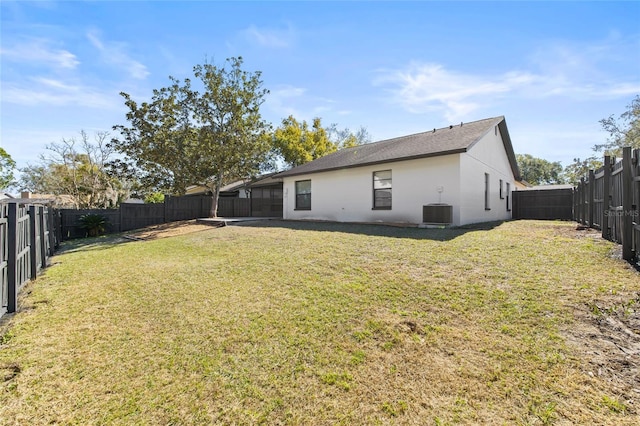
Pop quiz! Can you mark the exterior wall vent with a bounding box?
[422,204,453,224]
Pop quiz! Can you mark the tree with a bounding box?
[144,192,165,204]
[272,116,334,167]
[562,156,603,186]
[272,116,371,168]
[0,147,16,190]
[326,123,372,149]
[516,153,565,185]
[595,95,640,156]
[18,131,128,208]
[112,57,271,217]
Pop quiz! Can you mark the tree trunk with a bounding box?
[209,183,221,218]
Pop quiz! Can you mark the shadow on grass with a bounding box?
[234,219,505,241]
[56,220,215,254]
[56,234,130,254]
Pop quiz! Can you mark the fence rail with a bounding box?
[60,195,212,239]
[512,188,573,220]
[1,202,59,318]
[60,194,282,240]
[574,147,640,262]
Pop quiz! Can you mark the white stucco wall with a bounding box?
[459,124,516,225]
[282,154,462,225]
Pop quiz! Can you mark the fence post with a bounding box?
[7,203,17,313]
[29,205,38,280]
[47,207,55,255]
[579,178,585,225]
[602,156,611,239]
[38,206,46,269]
[588,170,595,227]
[164,195,170,223]
[55,209,63,245]
[60,209,67,242]
[622,147,633,261]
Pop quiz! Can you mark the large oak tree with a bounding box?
[112,57,271,217]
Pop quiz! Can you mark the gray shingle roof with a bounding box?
[276,116,520,179]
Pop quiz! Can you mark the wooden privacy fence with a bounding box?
[60,195,212,239]
[512,188,574,220]
[59,194,281,240]
[1,202,59,318]
[574,147,640,262]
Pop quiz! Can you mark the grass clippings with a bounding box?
[0,219,638,425]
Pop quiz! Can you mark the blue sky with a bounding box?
[2,1,639,175]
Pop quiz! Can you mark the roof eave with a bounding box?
[497,118,521,181]
[275,149,467,179]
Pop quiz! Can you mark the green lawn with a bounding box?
[0,220,638,425]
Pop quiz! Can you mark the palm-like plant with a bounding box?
[78,213,108,237]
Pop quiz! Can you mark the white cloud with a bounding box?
[87,30,149,80]
[0,38,79,69]
[373,63,539,121]
[373,35,640,122]
[265,85,354,124]
[265,85,307,118]
[2,77,120,109]
[242,24,295,48]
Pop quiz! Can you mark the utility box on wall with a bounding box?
[422,204,453,225]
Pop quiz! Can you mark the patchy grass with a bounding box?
[0,220,638,424]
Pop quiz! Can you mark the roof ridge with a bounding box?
[349,116,504,148]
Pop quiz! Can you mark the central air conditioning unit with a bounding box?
[422,203,453,225]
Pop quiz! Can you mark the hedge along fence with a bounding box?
[574,147,640,262]
[1,202,59,318]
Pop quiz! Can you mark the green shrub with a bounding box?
[144,192,165,204]
[78,213,108,237]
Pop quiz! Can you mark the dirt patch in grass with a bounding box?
[564,297,640,415]
[556,225,640,415]
[124,220,218,240]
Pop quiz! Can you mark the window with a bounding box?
[506,182,511,211]
[484,173,490,210]
[373,170,392,209]
[295,180,311,210]
[499,179,504,199]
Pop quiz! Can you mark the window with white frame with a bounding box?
[373,170,392,209]
[295,180,311,210]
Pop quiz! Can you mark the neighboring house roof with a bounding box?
[185,180,247,195]
[527,184,575,190]
[1,192,75,207]
[185,173,283,195]
[276,116,521,180]
[0,198,53,205]
[246,173,282,188]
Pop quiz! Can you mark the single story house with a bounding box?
[275,116,521,227]
[185,173,283,218]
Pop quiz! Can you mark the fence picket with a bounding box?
[574,148,639,263]
[0,201,58,318]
